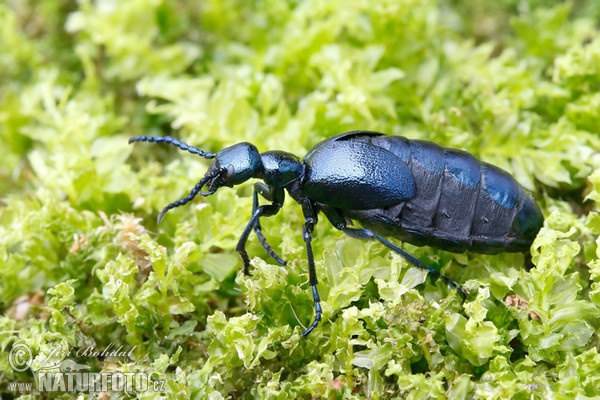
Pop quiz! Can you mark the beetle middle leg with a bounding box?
[236,186,285,275]
[299,199,322,337]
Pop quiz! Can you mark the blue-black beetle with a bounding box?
[129,131,544,336]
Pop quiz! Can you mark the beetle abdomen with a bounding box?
[346,134,544,253]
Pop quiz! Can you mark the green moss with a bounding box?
[1,0,600,398]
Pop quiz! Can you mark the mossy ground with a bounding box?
[1,1,600,399]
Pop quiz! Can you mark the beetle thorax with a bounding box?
[259,150,303,188]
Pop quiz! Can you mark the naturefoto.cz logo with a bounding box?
[7,342,165,394]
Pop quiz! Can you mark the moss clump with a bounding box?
[1,1,600,398]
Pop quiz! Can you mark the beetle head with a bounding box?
[129,136,267,222]
[203,142,262,192]
[154,142,263,222]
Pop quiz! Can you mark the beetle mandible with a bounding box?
[129,131,544,336]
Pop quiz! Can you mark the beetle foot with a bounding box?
[301,285,322,337]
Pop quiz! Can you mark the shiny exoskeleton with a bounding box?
[129,131,544,336]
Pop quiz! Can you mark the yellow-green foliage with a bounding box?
[1,1,600,398]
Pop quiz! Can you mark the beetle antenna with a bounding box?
[157,168,222,223]
[129,136,215,159]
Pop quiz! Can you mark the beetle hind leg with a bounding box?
[342,227,467,301]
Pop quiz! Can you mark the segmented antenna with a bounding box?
[156,168,222,223]
[129,136,215,159]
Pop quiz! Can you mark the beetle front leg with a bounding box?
[236,187,284,275]
[252,183,286,266]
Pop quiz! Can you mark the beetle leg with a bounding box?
[236,188,284,275]
[341,228,467,300]
[299,200,322,337]
[252,183,286,266]
[321,206,348,230]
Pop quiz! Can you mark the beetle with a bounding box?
[129,131,544,336]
